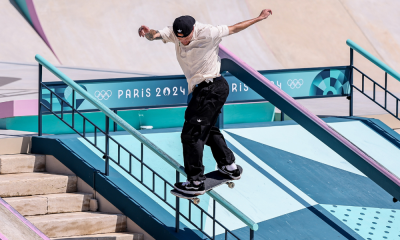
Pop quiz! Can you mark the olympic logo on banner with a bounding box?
[94,90,112,100]
[287,79,304,89]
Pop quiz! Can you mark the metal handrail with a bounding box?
[347,39,400,122]
[346,39,400,82]
[35,54,258,232]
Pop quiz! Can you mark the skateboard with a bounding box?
[170,165,243,204]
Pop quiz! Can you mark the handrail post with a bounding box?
[385,72,388,108]
[281,111,284,121]
[250,229,255,240]
[349,48,354,116]
[105,116,110,176]
[38,64,43,136]
[72,90,75,128]
[113,109,118,132]
[175,171,180,233]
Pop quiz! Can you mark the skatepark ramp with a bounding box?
[33,55,258,239]
[29,40,400,239]
[218,41,400,203]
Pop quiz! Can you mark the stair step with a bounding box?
[27,212,127,238]
[0,172,77,197]
[50,232,144,240]
[0,154,45,174]
[4,193,92,216]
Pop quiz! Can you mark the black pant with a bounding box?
[181,76,235,182]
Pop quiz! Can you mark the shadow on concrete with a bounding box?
[0,77,21,87]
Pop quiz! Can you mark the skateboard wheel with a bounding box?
[227,182,235,189]
[393,197,398,203]
[193,198,200,204]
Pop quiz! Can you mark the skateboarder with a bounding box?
[138,9,272,195]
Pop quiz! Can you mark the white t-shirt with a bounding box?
[159,22,229,93]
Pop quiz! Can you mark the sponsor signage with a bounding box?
[42,66,351,112]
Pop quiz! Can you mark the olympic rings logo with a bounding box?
[287,79,303,89]
[94,90,112,100]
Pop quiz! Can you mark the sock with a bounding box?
[193,180,203,185]
[226,162,237,171]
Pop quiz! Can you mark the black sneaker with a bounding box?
[174,181,206,195]
[218,165,242,180]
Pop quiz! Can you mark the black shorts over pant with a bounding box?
[181,76,235,182]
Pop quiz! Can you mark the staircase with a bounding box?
[0,154,143,240]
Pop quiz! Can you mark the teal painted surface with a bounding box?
[321,204,400,240]
[14,0,33,25]
[347,39,400,82]
[0,103,274,134]
[224,102,275,124]
[0,112,106,134]
[35,54,258,231]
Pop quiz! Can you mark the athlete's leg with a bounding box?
[205,126,235,167]
[181,122,211,182]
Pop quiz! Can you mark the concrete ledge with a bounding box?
[0,197,48,240]
[361,113,400,129]
[27,212,127,238]
[51,232,144,240]
[0,173,77,197]
[0,154,45,174]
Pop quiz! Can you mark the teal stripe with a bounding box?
[14,0,33,25]
[35,54,258,231]
[346,39,400,82]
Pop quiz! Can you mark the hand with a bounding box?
[138,25,150,37]
[258,9,272,20]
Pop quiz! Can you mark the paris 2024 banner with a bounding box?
[42,66,351,111]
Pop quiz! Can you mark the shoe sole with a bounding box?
[218,168,241,180]
[173,185,206,195]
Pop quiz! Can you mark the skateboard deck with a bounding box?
[171,165,243,204]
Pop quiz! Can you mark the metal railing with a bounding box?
[36,54,258,239]
[347,39,400,121]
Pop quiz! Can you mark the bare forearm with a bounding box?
[145,29,162,41]
[228,17,262,35]
[228,9,272,35]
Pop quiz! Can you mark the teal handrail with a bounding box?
[346,39,400,81]
[35,54,258,231]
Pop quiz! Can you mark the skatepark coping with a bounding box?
[34,54,259,232]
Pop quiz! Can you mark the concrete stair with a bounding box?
[5,193,92,216]
[27,212,126,238]
[51,232,143,240]
[0,154,143,240]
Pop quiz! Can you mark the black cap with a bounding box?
[173,16,195,38]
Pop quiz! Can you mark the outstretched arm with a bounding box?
[138,25,162,41]
[228,9,272,35]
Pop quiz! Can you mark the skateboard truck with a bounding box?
[189,182,235,205]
